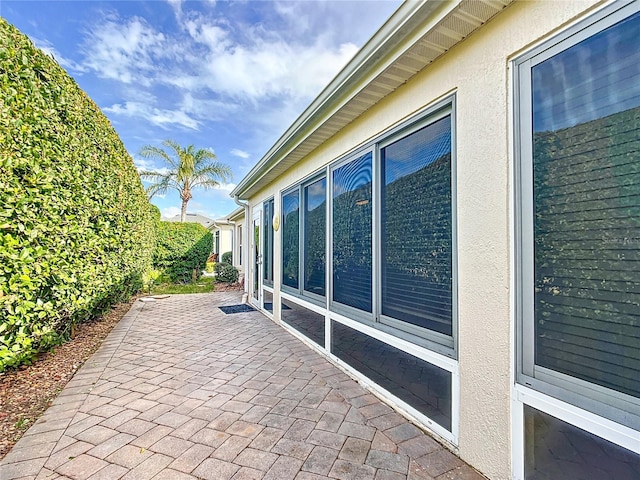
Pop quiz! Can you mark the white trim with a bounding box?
[329,309,458,373]
[280,290,327,317]
[511,396,525,480]
[261,285,275,320]
[515,385,640,455]
[250,207,262,308]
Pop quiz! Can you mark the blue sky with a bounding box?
[1,0,400,219]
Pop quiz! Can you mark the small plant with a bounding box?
[15,417,29,429]
[142,269,162,294]
[221,251,233,264]
[205,261,215,273]
[214,263,239,283]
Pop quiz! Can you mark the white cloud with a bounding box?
[81,15,166,85]
[105,101,200,130]
[216,182,237,193]
[162,206,181,219]
[32,37,87,73]
[166,0,184,21]
[178,92,238,121]
[132,155,170,175]
[181,15,359,102]
[78,7,359,107]
[230,149,250,159]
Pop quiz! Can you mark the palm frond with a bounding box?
[138,139,233,205]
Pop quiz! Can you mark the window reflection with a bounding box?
[263,199,274,284]
[282,191,300,289]
[381,116,452,335]
[304,178,326,296]
[524,406,640,480]
[332,153,373,312]
[532,11,640,399]
[281,301,324,347]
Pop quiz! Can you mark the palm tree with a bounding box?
[139,140,233,222]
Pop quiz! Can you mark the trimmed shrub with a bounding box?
[221,251,232,264]
[214,263,239,283]
[0,20,156,371]
[154,222,213,283]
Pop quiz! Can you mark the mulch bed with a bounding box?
[212,282,244,292]
[0,282,244,460]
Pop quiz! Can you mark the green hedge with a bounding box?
[154,222,212,282]
[0,20,156,371]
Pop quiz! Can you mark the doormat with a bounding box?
[219,304,256,314]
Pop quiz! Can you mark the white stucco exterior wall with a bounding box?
[243,1,606,478]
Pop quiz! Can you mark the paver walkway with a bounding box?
[1,292,484,480]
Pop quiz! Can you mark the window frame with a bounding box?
[302,176,328,301]
[328,148,376,321]
[281,175,328,304]
[376,105,457,356]
[278,96,458,357]
[281,187,301,292]
[514,0,640,429]
[237,224,242,266]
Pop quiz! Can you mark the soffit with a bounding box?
[233,0,513,199]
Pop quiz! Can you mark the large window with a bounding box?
[304,178,326,296]
[332,152,373,313]
[279,101,456,355]
[278,102,456,434]
[516,2,640,429]
[282,190,300,289]
[381,115,453,337]
[281,176,327,299]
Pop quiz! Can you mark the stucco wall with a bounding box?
[244,1,604,478]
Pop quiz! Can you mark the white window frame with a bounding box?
[512,1,640,477]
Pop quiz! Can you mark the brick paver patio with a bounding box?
[0,292,484,480]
